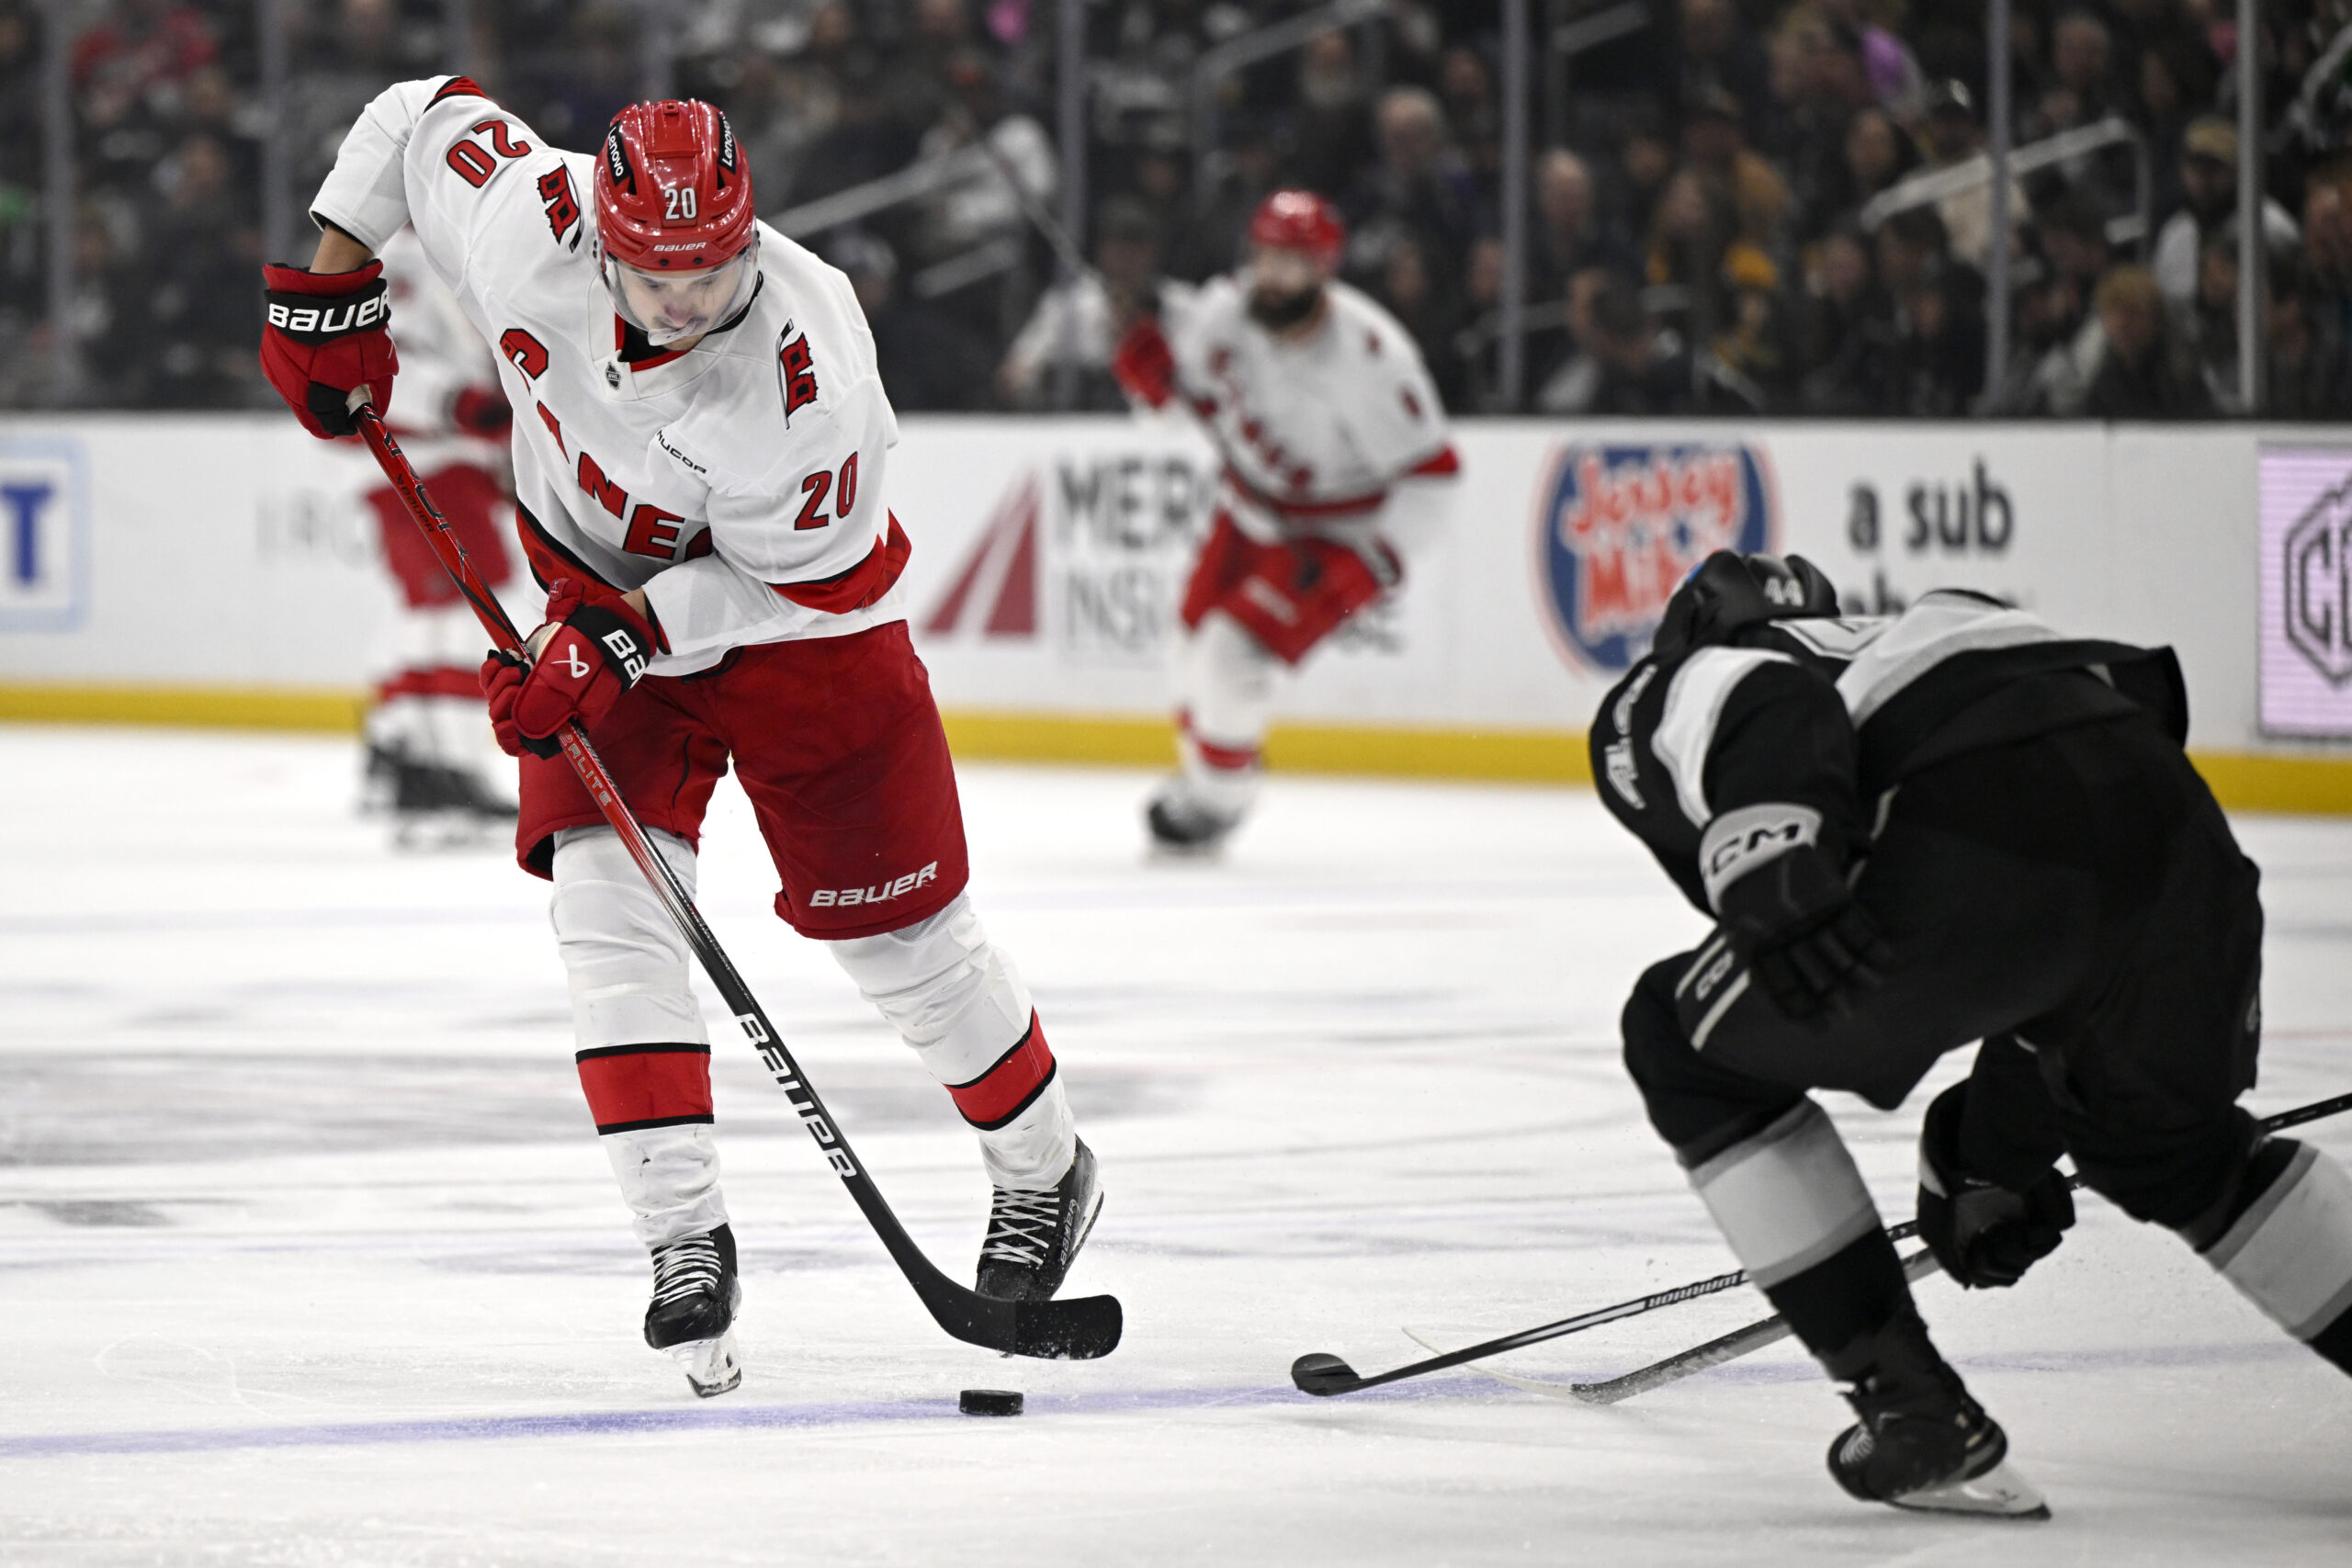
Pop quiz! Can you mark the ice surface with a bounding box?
[0,726,2346,1566]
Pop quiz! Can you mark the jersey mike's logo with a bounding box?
[1534,442,1775,671]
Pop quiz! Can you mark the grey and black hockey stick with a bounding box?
[354,400,1121,1361]
[1550,1088,2352,1405]
[1293,1089,2352,1398]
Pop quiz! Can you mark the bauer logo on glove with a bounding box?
[479,579,663,758]
[259,258,399,438]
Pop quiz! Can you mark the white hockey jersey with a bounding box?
[312,76,904,675]
[1162,276,1458,551]
[376,225,503,441]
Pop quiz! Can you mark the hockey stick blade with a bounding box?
[352,405,1121,1364]
[1289,1266,1751,1396]
[1302,1090,2352,1399]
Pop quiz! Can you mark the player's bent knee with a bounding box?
[550,827,705,1048]
[1622,949,1798,1153]
[828,893,1035,1080]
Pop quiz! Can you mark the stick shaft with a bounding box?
[349,410,1102,1357]
[1316,1090,2352,1396]
[1568,1091,2352,1403]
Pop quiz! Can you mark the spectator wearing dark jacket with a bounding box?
[2085,264,2212,418]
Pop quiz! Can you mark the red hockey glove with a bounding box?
[492,581,662,758]
[1112,316,1177,409]
[1915,1081,2075,1288]
[480,648,530,758]
[450,386,513,437]
[260,260,397,437]
[1714,838,1890,1022]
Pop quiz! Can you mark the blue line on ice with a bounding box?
[0,1376,1503,1460]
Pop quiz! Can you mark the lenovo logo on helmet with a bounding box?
[603,122,635,191]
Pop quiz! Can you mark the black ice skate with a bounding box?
[644,1224,742,1397]
[976,1141,1102,1302]
[1825,1312,2047,1519]
[388,757,518,849]
[1145,788,1239,854]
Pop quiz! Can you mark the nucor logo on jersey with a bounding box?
[266,296,388,336]
[1535,443,1774,671]
[808,861,939,908]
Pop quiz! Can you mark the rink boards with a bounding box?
[1,413,2347,810]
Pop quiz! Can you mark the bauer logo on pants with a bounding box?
[0,435,91,632]
[1533,442,1775,671]
[808,862,939,908]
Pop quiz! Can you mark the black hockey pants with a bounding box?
[1623,710,2266,1233]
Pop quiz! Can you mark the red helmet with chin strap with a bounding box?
[595,99,754,272]
[1247,189,1345,267]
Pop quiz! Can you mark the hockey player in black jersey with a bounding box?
[1591,551,2352,1518]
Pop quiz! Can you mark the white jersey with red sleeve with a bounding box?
[1161,276,1459,556]
[310,75,904,676]
[374,224,501,441]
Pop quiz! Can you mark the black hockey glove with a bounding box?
[1714,842,1890,1022]
[1916,1081,2075,1289]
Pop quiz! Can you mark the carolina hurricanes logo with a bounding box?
[776,326,819,420]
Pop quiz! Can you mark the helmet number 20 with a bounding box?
[663,186,699,220]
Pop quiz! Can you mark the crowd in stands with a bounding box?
[5,0,2352,418]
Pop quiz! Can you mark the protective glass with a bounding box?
[603,236,761,346]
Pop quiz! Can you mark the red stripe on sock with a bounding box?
[1179,709,1260,773]
[947,1015,1056,1129]
[576,1045,712,1130]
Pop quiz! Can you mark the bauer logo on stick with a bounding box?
[1534,443,1775,671]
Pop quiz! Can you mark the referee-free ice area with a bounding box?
[2,727,2348,1567]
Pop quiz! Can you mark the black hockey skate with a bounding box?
[1145,791,1238,854]
[1825,1312,2047,1518]
[644,1224,743,1398]
[976,1141,1102,1302]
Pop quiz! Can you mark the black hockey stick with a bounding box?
[353,402,1121,1361]
[1557,1089,2352,1405]
[1291,1089,2352,1397]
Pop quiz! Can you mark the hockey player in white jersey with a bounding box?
[356,225,522,840]
[1112,190,1460,852]
[260,81,1101,1396]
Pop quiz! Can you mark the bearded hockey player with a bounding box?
[1111,190,1459,852]
[356,225,521,840]
[260,82,1101,1396]
[1590,552,2352,1517]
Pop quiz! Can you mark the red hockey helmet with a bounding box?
[1247,189,1346,268]
[595,100,761,344]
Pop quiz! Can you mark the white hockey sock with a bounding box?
[1173,613,1274,817]
[2199,1140,2352,1343]
[552,827,728,1250]
[830,894,1078,1190]
[1686,1100,1884,1289]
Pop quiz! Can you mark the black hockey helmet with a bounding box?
[1653,551,1838,657]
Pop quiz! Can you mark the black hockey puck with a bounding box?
[958,1388,1023,1416]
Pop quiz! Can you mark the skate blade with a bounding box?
[666,1330,742,1399]
[1890,1458,2051,1519]
[391,811,503,852]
